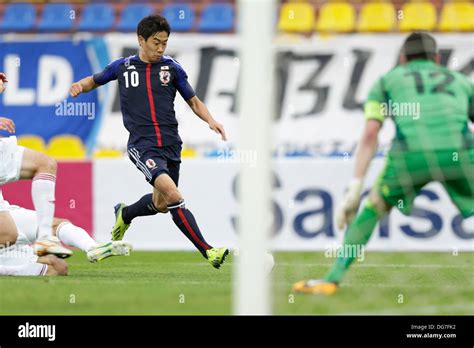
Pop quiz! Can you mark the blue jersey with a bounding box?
[93,55,195,148]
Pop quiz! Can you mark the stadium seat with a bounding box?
[181,147,198,158]
[77,4,115,32]
[357,2,396,32]
[0,4,36,32]
[117,4,154,32]
[439,2,474,32]
[162,4,195,32]
[93,149,124,158]
[278,2,315,33]
[399,2,437,31]
[198,4,234,32]
[47,135,86,160]
[316,2,355,33]
[38,4,75,32]
[17,135,47,154]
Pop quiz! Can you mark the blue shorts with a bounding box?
[127,143,181,187]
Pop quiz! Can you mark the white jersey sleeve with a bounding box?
[0,263,48,276]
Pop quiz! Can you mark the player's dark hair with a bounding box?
[401,32,437,62]
[137,15,171,40]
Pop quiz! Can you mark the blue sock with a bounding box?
[122,194,159,224]
[168,200,212,258]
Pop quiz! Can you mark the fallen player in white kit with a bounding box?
[0,193,133,276]
[0,71,71,258]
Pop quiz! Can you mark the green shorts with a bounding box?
[375,149,474,218]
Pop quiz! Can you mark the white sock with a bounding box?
[56,222,97,252]
[32,173,56,239]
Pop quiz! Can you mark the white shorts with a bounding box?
[0,136,25,185]
[0,204,46,276]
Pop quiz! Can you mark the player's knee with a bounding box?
[52,218,69,236]
[163,189,182,205]
[157,202,169,213]
[369,190,391,215]
[43,155,57,175]
[35,153,57,175]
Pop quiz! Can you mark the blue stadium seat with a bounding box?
[198,4,234,32]
[162,4,194,32]
[77,4,114,31]
[117,4,154,32]
[38,4,75,32]
[0,4,36,32]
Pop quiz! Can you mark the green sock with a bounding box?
[324,202,381,283]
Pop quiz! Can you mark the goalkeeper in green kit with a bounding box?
[294,32,474,295]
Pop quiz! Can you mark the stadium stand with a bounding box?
[117,4,154,32]
[357,2,396,32]
[17,135,48,154]
[0,3,36,32]
[278,2,315,33]
[77,3,115,32]
[38,3,75,32]
[198,3,235,32]
[0,1,472,34]
[316,2,356,33]
[438,1,474,31]
[47,135,87,160]
[162,4,195,32]
[399,1,437,31]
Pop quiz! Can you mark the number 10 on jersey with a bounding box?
[123,71,139,88]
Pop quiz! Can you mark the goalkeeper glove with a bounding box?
[335,178,363,230]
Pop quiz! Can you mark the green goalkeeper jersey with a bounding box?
[365,59,474,151]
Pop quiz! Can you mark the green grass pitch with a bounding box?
[0,251,473,315]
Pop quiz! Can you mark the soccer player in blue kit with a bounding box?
[70,15,229,268]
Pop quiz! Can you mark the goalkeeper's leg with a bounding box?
[294,190,391,295]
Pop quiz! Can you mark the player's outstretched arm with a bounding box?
[70,76,99,97]
[186,96,227,141]
[335,119,382,229]
[37,255,68,276]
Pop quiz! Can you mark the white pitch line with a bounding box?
[276,262,474,268]
[344,303,474,315]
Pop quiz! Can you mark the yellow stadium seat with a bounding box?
[439,2,474,32]
[278,2,315,33]
[93,149,124,158]
[316,2,355,33]
[47,135,86,160]
[357,2,396,32]
[17,135,47,153]
[399,2,437,31]
[181,147,198,158]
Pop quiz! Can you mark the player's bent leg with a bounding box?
[154,173,229,268]
[19,148,67,257]
[152,189,169,213]
[111,191,165,241]
[293,190,391,295]
[19,147,57,180]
